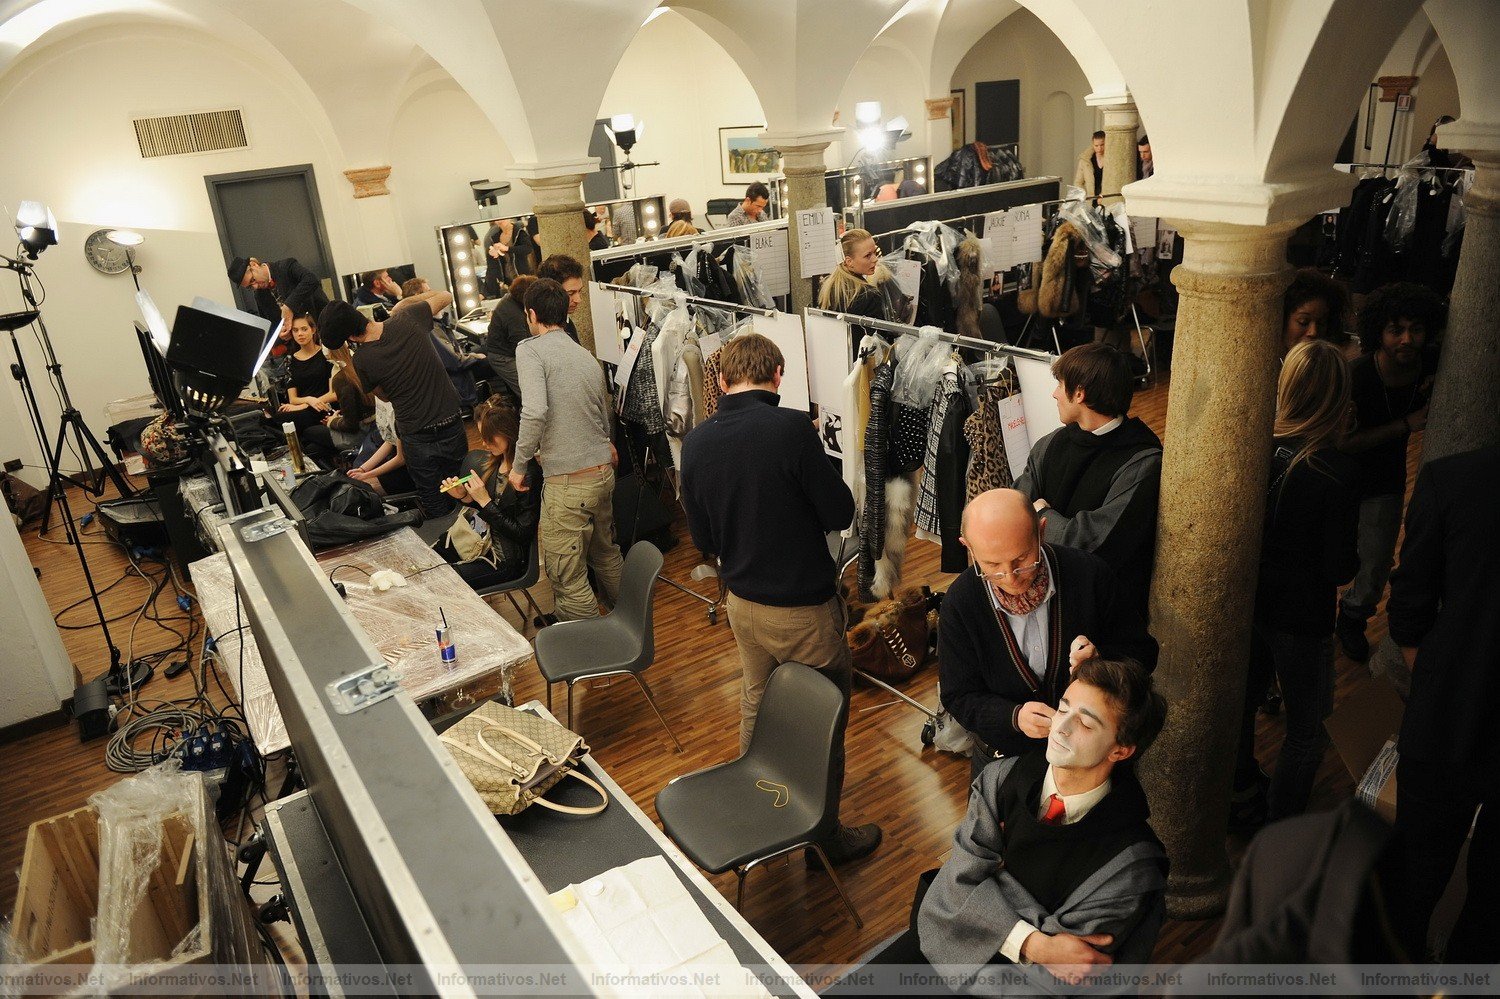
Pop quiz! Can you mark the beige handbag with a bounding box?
[440,702,608,816]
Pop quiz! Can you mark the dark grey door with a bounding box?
[584,119,621,204]
[975,79,1021,147]
[205,165,338,312]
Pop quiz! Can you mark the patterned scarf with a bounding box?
[992,554,1051,617]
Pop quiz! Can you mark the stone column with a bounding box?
[1423,149,1500,461]
[511,158,599,353]
[1099,100,1140,201]
[763,129,842,316]
[1142,219,1300,918]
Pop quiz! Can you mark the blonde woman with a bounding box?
[816,227,888,321]
[1232,339,1361,827]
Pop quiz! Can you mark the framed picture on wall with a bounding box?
[950,88,966,148]
[720,126,780,184]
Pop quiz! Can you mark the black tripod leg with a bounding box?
[69,410,135,500]
[39,408,72,536]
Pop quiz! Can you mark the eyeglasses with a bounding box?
[970,534,1043,582]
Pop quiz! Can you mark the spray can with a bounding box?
[436,626,456,670]
[282,421,306,475]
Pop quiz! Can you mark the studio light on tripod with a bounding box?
[14,200,57,259]
[604,114,643,157]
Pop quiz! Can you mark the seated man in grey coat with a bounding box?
[861,657,1168,996]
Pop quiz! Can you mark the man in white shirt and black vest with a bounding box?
[850,657,1169,996]
[1015,342,1163,619]
[937,489,1157,777]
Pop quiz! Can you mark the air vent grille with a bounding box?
[133,109,247,158]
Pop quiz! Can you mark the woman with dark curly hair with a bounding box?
[1334,282,1444,662]
[1280,268,1350,357]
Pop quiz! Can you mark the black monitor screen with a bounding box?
[167,302,269,384]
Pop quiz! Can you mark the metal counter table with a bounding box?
[265,700,814,999]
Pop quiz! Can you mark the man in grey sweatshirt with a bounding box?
[511,278,623,621]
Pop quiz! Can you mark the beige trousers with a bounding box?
[539,466,624,622]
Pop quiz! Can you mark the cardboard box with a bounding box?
[1324,681,1405,823]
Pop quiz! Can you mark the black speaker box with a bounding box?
[97,495,169,549]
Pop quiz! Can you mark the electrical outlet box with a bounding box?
[3,458,21,472]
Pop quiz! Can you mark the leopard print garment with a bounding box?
[963,381,1016,502]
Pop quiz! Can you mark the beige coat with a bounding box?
[1073,150,1103,196]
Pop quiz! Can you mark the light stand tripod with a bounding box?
[2,253,150,698]
[2,254,135,532]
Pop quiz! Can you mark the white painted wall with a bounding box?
[388,81,530,288]
[0,24,361,473]
[595,9,766,221]
[949,7,1095,183]
[0,509,75,728]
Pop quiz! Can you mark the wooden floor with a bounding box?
[0,372,1421,976]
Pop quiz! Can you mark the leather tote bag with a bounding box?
[440,702,608,816]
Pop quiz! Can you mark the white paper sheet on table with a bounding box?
[748,311,810,412]
[551,856,774,999]
[795,207,839,278]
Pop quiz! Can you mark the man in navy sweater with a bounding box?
[681,332,881,867]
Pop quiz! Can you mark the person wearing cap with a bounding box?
[319,289,465,517]
[227,256,328,331]
[665,199,698,238]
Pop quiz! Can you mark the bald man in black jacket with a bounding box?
[939,489,1158,772]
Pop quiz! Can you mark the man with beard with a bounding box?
[1334,283,1444,662]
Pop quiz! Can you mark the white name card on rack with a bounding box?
[748,228,791,298]
[1129,215,1158,256]
[1157,227,1178,260]
[998,392,1031,480]
[1010,204,1044,263]
[1012,353,1064,441]
[803,312,851,457]
[613,325,645,414]
[749,310,811,412]
[980,211,1010,272]
[588,282,626,365]
[796,207,840,278]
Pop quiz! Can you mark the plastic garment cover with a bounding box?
[732,246,776,310]
[1383,150,1431,252]
[891,327,950,409]
[1056,197,1123,273]
[672,247,705,297]
[902,220,963,292]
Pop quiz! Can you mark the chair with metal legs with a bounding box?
[654,662,863,928]
[473,538,546,632]
[531,541,681,752]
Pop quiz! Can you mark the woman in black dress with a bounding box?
[437,397,540,589]
[278,312,336,431]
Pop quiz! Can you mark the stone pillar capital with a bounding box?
[1125,173,1355,228]
[343,166,392,199]
[1101,104,1140,131]
[1166,218,1303,281]
[511,162,596,214]
[1084,88,1134,108]
[762,130,837,177]
[925,96,957,121]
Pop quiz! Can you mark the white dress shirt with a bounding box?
[1092,415,1124,436]
[998,766,1114,964]
[985,548,1057,680]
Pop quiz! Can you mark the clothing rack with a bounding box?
[597,282,778,318]
[590,217,788,263]
[1340,161,1472,173]
[804,306,1054,365]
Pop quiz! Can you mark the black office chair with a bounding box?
[705,198,739,229]
[473,538,545,632]
[655,662,863,928]
[531,541,681,751]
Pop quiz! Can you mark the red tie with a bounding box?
[1042,793,1067,825]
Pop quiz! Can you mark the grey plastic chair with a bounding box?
[531,540,681,752]
[655,662,862,928]
[474,537,545,632]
